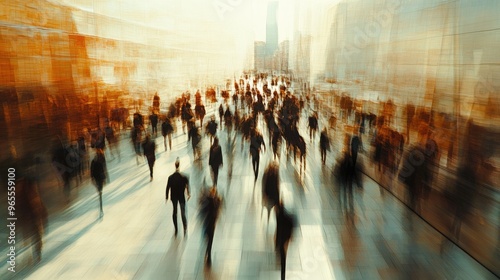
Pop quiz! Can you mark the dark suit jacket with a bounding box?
[166,171,189,201]
[209,144,223,168]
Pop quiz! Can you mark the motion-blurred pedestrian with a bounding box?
[262,161,280,223]
[250,129,266,182]
[275,202,296,280]
[161,117,174,151]
[166,158,191,236]
[209,137,223,186]
[320,128,330,165]
[199,186,222,266]
[91,149,108,218]
[142,134,156,181]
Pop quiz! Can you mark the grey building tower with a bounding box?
[266,1,279,56]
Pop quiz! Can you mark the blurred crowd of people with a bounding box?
[3,71,497,278]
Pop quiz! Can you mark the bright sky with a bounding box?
[54,0,312,43]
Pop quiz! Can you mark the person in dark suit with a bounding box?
[91,149,108,218]
[199,186,222,266]
[166,158,191,236]
[209,137,223,186]
[350,133,362,167]
[206,116,218,146]
[262,161,280,223]
[188,121,201,161]
[161,117,174,151]
[308,112,318,141]
[320,128,330,165]
[142,134,156,181]
[250,129,266,182]
[149,112,159,137]
[275,202,296,280]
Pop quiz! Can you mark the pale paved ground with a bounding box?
[1,108,497,280]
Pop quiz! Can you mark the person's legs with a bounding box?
[98,190,103,216]
[279,243,287,280]
[180,201,187,234]
[206,228,214,264]
[148,159,154,179]
[213,167,219,186]
[252,155,259,180]
[97,181,104,216]
[32,226,43,263]
[172,200,178,234]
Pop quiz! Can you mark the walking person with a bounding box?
[198,186,222,266]
[308,111,318,142]
[250,129,266,182]
[209,137,223,186]
[275,202,296,280]
[105,122,119,161]
[161,117,174,151]
[149,112,159,137]
[166,158,191,236]
[218,104,224,127]
[142,134,156,181]
[320,128,330,165]
[350,133,362,167]
[15,158,48,264]
[90,149,108,218]
[262,161,280,223]
[188,121,201,161]
[206,116,218,146]
[131,126,144,165]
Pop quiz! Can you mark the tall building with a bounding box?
[265,1,279,57]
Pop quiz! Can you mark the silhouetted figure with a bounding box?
[166,158,191,236]
[181,101,193,135]
[224,108,233,135]
[90,149,108,218]
[218,104,224,127]
[291,130,306,175]
[16,161,48,264]
[51,139,75,201]
[450,162,477,242]
[199,187,222,266]
[161,117,174,151]
[262,162,280,223]
[152,92,160,111]
[149,112,159,136]
[320,128,330,165]
[275,202,296,280]
[308,112,318,141]
[423,131,439,198]
[206,117,218,145]
[77,134,88,180]
[195,103,206,127]
[398,143,429,215]
[188,121,201,161]
[105,123,119,161]
[271,126,282,160]
[133,112,144,128]
[250,129,266,182]
[209,137,223,186]
[131,126,144,165]
[350,134,362,167]
[142,135,156,181]
[91,127,106,151]
[335,150,355,214]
